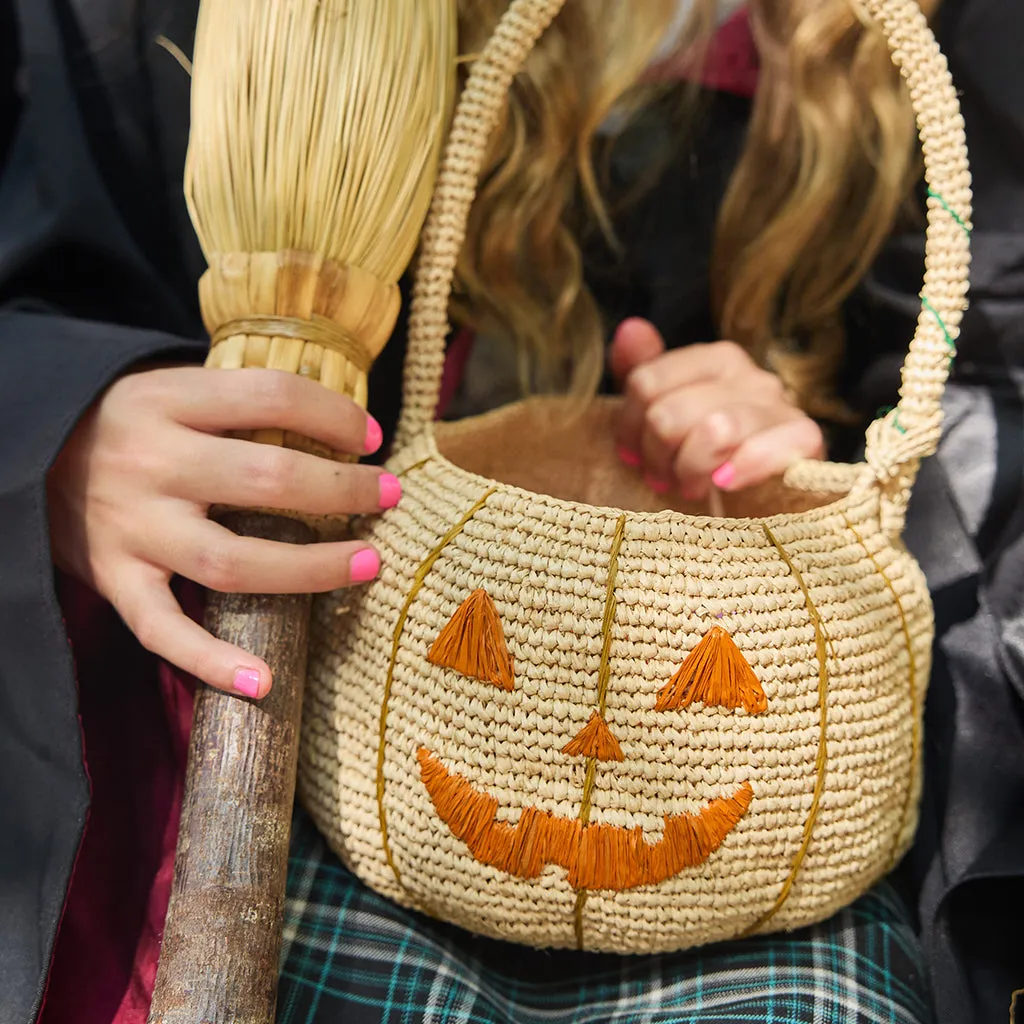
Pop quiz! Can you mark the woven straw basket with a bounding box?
[300,0,972,954]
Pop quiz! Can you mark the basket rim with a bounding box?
[396,417,878,533]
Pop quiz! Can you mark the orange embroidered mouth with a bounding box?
[418,748,753,892]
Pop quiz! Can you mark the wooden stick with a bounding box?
[148,512,314,1024]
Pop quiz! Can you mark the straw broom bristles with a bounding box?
[186,1,453,278]
[185,0,457,453]
[147,6,456,1019]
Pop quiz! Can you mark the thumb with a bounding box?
[609,318,666,388]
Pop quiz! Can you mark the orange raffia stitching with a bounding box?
[418,748,752,892]
[562,711,625,762]
[656,625,768,715]
[428,589,514,691]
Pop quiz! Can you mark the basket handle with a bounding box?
[396,0,972,533]
[395,0,568,448]
[858,0,972,534]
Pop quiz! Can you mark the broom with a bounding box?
[147,3,456,1021]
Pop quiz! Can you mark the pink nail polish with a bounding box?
[365,416,383,454]
[712,462,736,490]
[234,668,262,699]
[350,548,381,584]
[644,473,672,495]
[378,473,402,509]
[616,445,642,468]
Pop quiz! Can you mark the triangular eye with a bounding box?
[428,589,514,691]
[656,625,767,714]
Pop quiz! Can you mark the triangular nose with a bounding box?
[562,711,624,762]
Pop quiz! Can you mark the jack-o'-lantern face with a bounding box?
[418,589,763,893]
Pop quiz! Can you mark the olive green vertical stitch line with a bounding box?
[574,513,627,950]
[377,487,496,890]
[596,515,627,717]
[573,891,589,951]
[397,456,433,479]
[926,187,971,236]
[743,525,830,937]
[350,459,433,533]
[843,513,920,872]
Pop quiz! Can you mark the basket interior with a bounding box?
[434,397,847,518]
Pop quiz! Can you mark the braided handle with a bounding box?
[395,0,568,447]
[396,0,973,521]
[858,0,972,533]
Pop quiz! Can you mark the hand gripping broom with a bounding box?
[148,4,456,1021]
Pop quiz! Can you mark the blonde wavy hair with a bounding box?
[452,0,940,419]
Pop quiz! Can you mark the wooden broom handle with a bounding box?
[148,512,314,1024]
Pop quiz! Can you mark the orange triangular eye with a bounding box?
[428,589,514,691]
[562,711,625,762]
[656,625,767,714]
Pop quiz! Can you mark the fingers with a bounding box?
[617,340,763,458]
[639,388,791,483]
[610,321,666,461]
[608,318,665,386]
[171,435,401,516]
[609,328,824,495]
[627,340,756,403]
[116,566,273,698]
[138,368,384,456]
[155,512,382,595]
[712,418,825,492]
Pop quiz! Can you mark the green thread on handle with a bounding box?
[920,294,958,371]
[927,188,971,237]
[876,406,907,436]
[885,294,958,440]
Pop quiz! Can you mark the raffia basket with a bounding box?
[299,0,972,953]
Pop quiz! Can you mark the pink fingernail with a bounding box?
[712,462,736,490]
[365,415,383,454]
[350,548,381,584]
[234,668,262,699]
[378,473,402,509]
[644,473,672,495]
[616,445,642,468]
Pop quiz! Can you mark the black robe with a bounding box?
[1,1,1022,1022]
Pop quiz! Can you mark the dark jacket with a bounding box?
[1,1,1022,1022]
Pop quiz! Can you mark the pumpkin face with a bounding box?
[420,593,758,892]
[302,466,930,954]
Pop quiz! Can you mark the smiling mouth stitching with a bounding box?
[418,748,753,892]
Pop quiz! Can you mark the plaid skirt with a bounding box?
[277,807,932,1024]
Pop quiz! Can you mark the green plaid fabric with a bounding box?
[277,806,932,1024]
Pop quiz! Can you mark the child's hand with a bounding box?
[47,367,400,699]
[610,318,824,498]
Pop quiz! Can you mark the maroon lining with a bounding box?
[700,8,758,98]
[40,575,196,1024]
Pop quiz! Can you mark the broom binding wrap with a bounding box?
[200,252,401,457]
